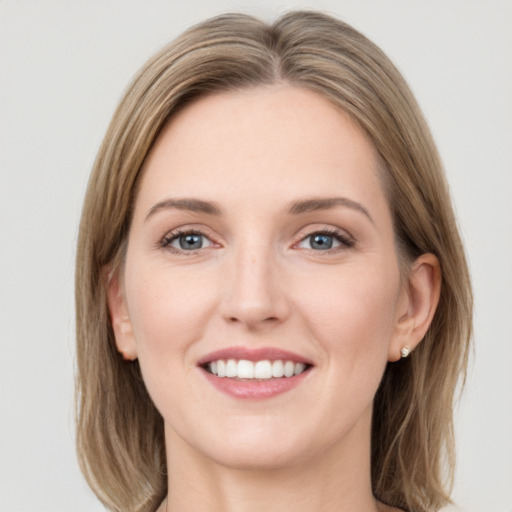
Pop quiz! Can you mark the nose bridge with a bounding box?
[222,234,288,329]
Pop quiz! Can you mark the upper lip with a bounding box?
[197,346,314,366]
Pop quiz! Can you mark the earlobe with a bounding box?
[389,253,441,362]
[104,267,138,361]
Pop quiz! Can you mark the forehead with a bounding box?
[136,85,388,218]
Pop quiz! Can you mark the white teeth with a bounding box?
[207,359,308,379]
[294,363,306,375]
[226,359,237,378]
[284,361,295,377]
[217,360,226,378]
[237,360,255,379]
[271,360,284,378]
[254,360,272,379]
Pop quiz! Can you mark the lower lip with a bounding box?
[200,367,311,400]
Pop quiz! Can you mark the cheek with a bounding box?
[124,260,219,362]
[122,260,222,422]
[296,261,400,360]
[276,260,402,444]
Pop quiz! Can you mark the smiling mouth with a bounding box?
[203,359,311,380]
[198,348,313,399]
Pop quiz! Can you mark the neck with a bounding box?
[162,407,384,512]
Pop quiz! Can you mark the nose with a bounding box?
[220,242,290,332]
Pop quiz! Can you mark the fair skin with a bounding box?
[107,85,441,512]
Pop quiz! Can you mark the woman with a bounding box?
[75,11,472,512]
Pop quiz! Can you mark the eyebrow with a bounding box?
[145,196,373,223]
[146,198,222,221]
[286,197,374,224]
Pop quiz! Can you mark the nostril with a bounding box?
[225,316,281,336]
[228,315,279,323]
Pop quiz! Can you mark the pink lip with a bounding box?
[197,346,314,400]
[196,346,313,366]
[200,368,311,400]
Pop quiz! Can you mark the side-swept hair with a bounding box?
[76,11,472,512]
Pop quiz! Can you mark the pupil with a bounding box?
[311,234,332,250]
[180,234,202,250]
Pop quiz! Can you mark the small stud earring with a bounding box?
[400,346,410,358]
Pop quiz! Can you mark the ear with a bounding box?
[388,253,441,362]
[104,267,138,361]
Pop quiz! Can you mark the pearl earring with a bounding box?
[400,346,410,358]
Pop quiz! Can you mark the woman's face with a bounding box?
[112,85,410,469]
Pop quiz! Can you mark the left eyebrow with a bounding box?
[286,197,374,224]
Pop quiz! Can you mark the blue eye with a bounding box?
[309,234,335,250]
[298,231,354,251]
[162,231,213,252]
[176,233,204,250]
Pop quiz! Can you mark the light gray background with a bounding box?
[1,1,511,511]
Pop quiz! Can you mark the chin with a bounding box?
[185,417,316,471]
[206,441,309,471]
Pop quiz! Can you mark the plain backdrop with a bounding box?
[1,1,511,511]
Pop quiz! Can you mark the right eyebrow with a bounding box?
[145,198,222,222]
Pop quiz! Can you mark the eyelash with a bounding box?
[296,228,355,252]
[159,227,355,255]
[160,228,214,255]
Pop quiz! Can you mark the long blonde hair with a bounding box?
[76,11,472,512]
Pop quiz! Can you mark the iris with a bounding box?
[309,234,333,250]
[179,234,203,250]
